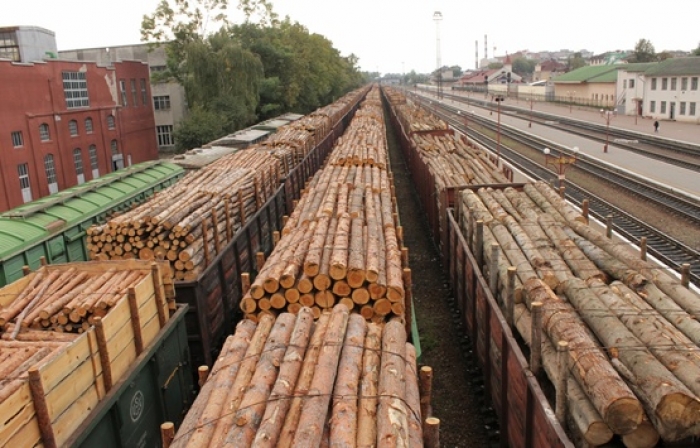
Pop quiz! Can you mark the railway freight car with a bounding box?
[384,86,700,447]
[0,260,194,448]
[0,161,184,287]
[86,86,371,371]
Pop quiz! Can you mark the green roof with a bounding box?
[619,62,658,73]
[0,161,184,261]
[644,57,700,76]
[552,65,621,83]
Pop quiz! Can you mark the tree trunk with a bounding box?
[376,319,409,447]
[357,323,382,448]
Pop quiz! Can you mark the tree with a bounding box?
[512,57,536,78]
[488,62,504,69]
[173,106,227,152]
[630,38,657,62]
[567,52,586,71]
[692,42,700,56]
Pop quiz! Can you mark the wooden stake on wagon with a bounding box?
[555,340,569,424]
[197,366,209,388]
[419,366,434,421]
[530,302,543,376]
[28,367,57,448]
[94,317,113,392]
[128,287,144,354]
[161,422,175,448]
[424,417,440,448]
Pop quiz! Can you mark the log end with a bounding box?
[606,397,644,435]
[655,393,700,440]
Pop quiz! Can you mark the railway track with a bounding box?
[423,99,700,286]
[421,89,700,172]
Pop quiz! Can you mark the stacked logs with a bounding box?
[170,304,429,448]
[0,340,70,405]
[87,151,279,281]
[0,261,173,334]
[326,106,388,168]
[459,180,700,446]
[239,91,407,322]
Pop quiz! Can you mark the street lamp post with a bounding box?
[601,109,614,153]
[544,146,579,197]
[495,95,505,165]
[433,11,443,100]
[458,109,468,135]
[529,97,534,128]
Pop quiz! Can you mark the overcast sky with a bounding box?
[3,0,699,74]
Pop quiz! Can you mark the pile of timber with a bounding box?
[458,180,700,446]
[169,305,431,447]
[326,101,388,168]
[0,260,174,335]
[239,93,407,323]
[394,102,448,133]
[87,151,279,281]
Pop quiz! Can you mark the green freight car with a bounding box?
[0,161,184,286]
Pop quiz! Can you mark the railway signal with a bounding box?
[544,146,579,197]
[495,95,505,165]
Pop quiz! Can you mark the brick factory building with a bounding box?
[0,57,158,211]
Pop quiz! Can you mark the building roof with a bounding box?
[619,62,658,73]
[552,65,620,83]
[644,57,700,76]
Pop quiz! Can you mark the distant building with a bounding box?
[642,57,700,123]
[551,65,620,109]
[59,44,188,152]
[0,26,57,62]
[533,59,567,82]
[0,57,157,211]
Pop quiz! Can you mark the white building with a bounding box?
[614,63,656,116]
[642,57,700,123]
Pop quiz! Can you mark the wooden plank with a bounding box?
[51,384,100,447]
[101,296,130,342]
[140,312,160,351]
[0,382,35,443]
[36,331,94,393]
[2,409,41,448]
[0,274,33,307]
[44,354,104,421]
[110,342,138,383]
[106,320,136,381]
[132,273,155,307]
[507,348,527,448]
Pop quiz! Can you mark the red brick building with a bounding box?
[0,58,158,211]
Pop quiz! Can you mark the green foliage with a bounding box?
[692,42,700,56]
[488,62,504,69]
[512,57,536,77]
[173,107,227,152]
[630,38,657,62]
[567,52,586,70]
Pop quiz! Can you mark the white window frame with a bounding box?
[89,145,99,179]
[39,123,50,141]
[74,148,85,184]
[18,163,32,202]
[140,79,148,106]
[156,125,174,146]
[69,120,79,136]
[680,102,686,115]
[119,79,128,107]
[650,101,656,113]
[44,154,58,194]
[690,102,697,116]
[11,131,23,147]
[681,77,688,91]
[62,71,90,109]
[153,95,171,111]
[107,114,116,130]
[85,117,93,134]
[131,79,138,106]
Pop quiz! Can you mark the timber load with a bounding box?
[0,260,174,447]
[240,91,409,323]
[458,181,700,445]
[169,304,429,447]
[87,151,279,281]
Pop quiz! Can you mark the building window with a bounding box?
[692,77,699,90]
[671,78,677,90]
[39,124,50,141]
[150,65,166,74]
[18,163,31,201]
[623,80,627,88]
[140,79,148,105]
[660,101,667,114]
[107,114,115,130]
[0,31,20,61]
[119,79,128,106]
[74,148,84,175]
[680,102,686,115]
[156,125,174,146]
[44,154,57,185]
[650,101,656,113]
[85,117,93,133]
[69,120,78,136]
[89,145,99,170]
[682,77,688,91]
[130,79,138,106]
[651,78,657,90]
[111,140,118,155]
[62,71,90,108]
[690,102,697,116]
[154,95,171,111]
[629,79,635,89]
[661,78,668,90]
[11,131,23,147]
